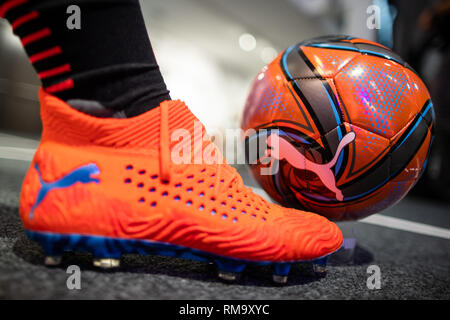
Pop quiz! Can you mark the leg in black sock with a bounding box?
[0,0,170,117]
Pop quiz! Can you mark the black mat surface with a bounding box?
[1,159,449,299]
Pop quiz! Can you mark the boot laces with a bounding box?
[159,103,243,193]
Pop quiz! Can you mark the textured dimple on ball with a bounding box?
[337,56,415,137]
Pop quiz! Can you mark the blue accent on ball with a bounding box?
[359,49,403,65]
[322,88,345,175]
[281,44,296,80]
[309,43,359,52]
[344,115,430,203]
[394,102,432,152]
[419,135,434,181]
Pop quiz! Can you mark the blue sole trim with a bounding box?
[26,230,335,274]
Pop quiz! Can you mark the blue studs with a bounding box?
[215,258,246,282]
[27,231,64,258]
[93,258,120,269]
[26,230,333,284]
[313,256,328,275]
[273,263,292,284]
[44,256,62,266]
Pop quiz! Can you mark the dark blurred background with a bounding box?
[392,0,450,200]
[1,0,449,200]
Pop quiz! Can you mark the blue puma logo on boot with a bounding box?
[29,163,101,219]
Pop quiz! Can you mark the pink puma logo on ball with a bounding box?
[266,132,356,201]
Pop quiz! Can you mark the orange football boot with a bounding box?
[19,89,343,283]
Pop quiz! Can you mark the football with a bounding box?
[242,35,435,220]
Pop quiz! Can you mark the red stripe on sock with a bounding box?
[29,46,61,63]
[45,79,74,93]
[38,64,71,79]
[11,11,38,30]
[0,0,27,17]
[21,28,51,46]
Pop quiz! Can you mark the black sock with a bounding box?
[0,0,170,117]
